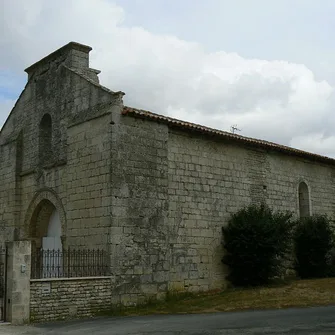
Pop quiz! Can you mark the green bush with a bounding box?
[294,215,334,279]
[222,203,294,287]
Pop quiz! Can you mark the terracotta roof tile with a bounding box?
[122,106,335,165]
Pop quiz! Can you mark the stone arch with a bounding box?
[298,181,311,218]
[24,188,66,248]
[39,113,53,165]
[29,199,56,240]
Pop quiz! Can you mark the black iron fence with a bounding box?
[0,246,7,322]
[0,247,7,299]
[31,248,109,279]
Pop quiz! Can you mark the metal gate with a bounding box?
[0,246,7,322]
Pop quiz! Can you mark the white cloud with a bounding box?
[1,0,335,157]
[290,134,335,158]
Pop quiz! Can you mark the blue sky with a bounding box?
[1,0,335,157]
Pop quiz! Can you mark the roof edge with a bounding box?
[122,106,335,165]
[0,80,31,141]
[64,66,125,97]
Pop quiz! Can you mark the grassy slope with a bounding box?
[105,278,335,316]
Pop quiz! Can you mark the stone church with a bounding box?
[0,42,334,302]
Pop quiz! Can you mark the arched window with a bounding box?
[298,182,310,218]
[39,114,52,165]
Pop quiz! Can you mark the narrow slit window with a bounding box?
[39,113,52,164]
[298,182,310,218]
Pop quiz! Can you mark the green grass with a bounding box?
[100,278,335,317]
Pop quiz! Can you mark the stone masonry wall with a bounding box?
[65,113,112,249]
[166,129,335,292]
[167,131,229,292]
[112,115,335,299]
[0,141,17,243]
[110,115,170,306]
[30,277,111,322]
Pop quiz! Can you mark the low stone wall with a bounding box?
[30,277,112,323]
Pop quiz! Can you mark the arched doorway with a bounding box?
[29,199,62,246]
[42,208,62,251]
[298,182,311,218]
[29,199,63,278]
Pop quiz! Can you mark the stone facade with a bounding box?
[0,42,123,251]
[0,42,335,314]
[30,277,111,322]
